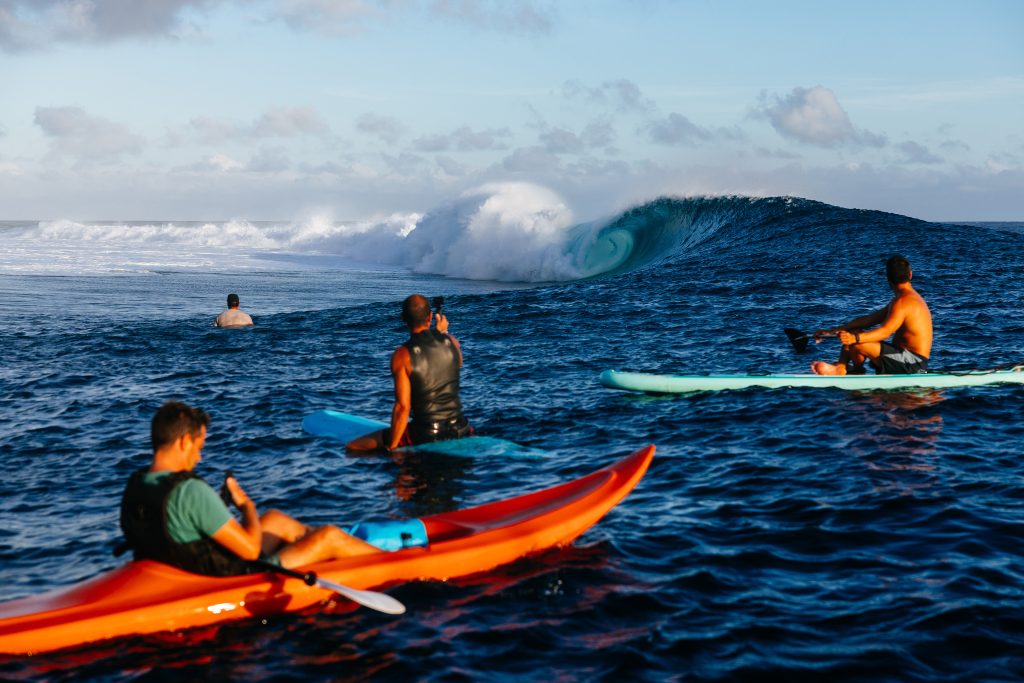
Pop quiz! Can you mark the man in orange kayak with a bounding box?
[347,294,472,452]
[811,254,933,376]
[120,401,379,576]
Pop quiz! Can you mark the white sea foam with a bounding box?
[0,183,601,282]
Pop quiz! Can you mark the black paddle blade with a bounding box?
[784,328,810,353]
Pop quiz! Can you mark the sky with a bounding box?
[0,0,1022,222]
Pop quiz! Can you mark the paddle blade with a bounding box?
[317,577,407,615]
[784,328,810,353]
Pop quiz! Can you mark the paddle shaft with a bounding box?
[251,559,406,615]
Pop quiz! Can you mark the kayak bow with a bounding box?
[0,445,654,655]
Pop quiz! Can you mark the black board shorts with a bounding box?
[877,341,929,374]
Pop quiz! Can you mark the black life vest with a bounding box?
[403,329,465,431]
[119,467,252,577]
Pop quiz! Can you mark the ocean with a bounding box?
[2,186,1023,681]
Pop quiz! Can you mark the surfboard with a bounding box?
[599,366,1024,394]
[302,409,545,457]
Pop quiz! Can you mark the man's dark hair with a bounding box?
[400,294,431,328]
[227,293,240,307]
[152,401,209,452]
[885,255,912,284]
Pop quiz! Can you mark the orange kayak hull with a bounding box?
[0,445,654,655]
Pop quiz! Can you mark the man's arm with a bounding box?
[210,477,262,560]
[435,313,462,367]
[842,306,888,332]
[388,346,412,450]
[838,300,907,346]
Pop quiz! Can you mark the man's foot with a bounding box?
[811,361,847,376]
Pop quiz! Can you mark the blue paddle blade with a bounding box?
[784,328,810,353]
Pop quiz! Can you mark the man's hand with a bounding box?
[223,475,253,510]
[837,329,860,346]
[435,312,450,334]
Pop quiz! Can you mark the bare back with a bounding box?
[889,287,932,358]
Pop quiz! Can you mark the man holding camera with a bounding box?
[347,294,472,452]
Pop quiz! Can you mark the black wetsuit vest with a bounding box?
[402,329,468,441]
[120,468,251,577]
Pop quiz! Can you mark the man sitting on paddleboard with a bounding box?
[121,401,380,576]
[347,294,472,452]
[811,254,932,376]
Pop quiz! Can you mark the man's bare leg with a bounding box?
[347,429,385,453]
[260,509,311,556]
[278,525,382,568]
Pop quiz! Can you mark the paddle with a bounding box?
[784,328,837,353]
[219,473,405,615]
[251,559,406,615]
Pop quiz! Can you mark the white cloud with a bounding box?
[562,79,654,112]
[412,125,511,152]
[34,106,145,162]
[501,146,561,173]
[273,0,378,35]
[356,112,405,144]
[429,0,555,34]
[252,106,330,137]
[0,0,220,51]
[173,106,332,144]
[246,146,291,172]
[754,85,886,149]
[538,121,616,154]
[644,113,744,146]
[897,141,942,165]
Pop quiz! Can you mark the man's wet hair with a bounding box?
[401,294,431,328]
[152,401,209,452]
[885,255,912,284]
[227,293,240,307]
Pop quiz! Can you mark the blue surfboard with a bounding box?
[302,410,545,458]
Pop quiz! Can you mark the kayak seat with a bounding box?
[348,519,429,552]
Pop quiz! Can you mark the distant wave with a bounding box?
[3,187,893,282]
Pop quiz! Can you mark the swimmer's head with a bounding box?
[227,293,240,308]
[401,294,431,328]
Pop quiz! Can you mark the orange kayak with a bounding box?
[0,445,654,655]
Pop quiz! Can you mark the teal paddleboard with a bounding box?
[302,409,544,457]
[599,366,1024,393]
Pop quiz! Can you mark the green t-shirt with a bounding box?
[142,471,232,544]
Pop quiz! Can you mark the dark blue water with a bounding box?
[2,197,1024,681]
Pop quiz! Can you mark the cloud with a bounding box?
[173,106,332,144]
[272,0,378,35]
[643,113,744,146]
[356,113,405,144]
[0,0,219,51]
[252,106,330,137]
[435,155,467,176]
[34,106,145,162]
[753,85,886,148]
[897,141,942,165]
[270,0,554,37]
[538,121,616,154]
[0,121,7,137]
[429,0,555,34]
[501,146,561,173]
[412,125,511,152]
[562,79,654,112]
[939,139,970,153]
[246,146,291,172]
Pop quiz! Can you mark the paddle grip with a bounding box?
[220,469,235,507]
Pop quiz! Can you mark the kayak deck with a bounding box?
[0,445,654,655]
[599,367,1024,393]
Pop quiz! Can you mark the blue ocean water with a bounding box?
[2,192,1024,681]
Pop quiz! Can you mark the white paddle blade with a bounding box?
[318,578,407,615]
